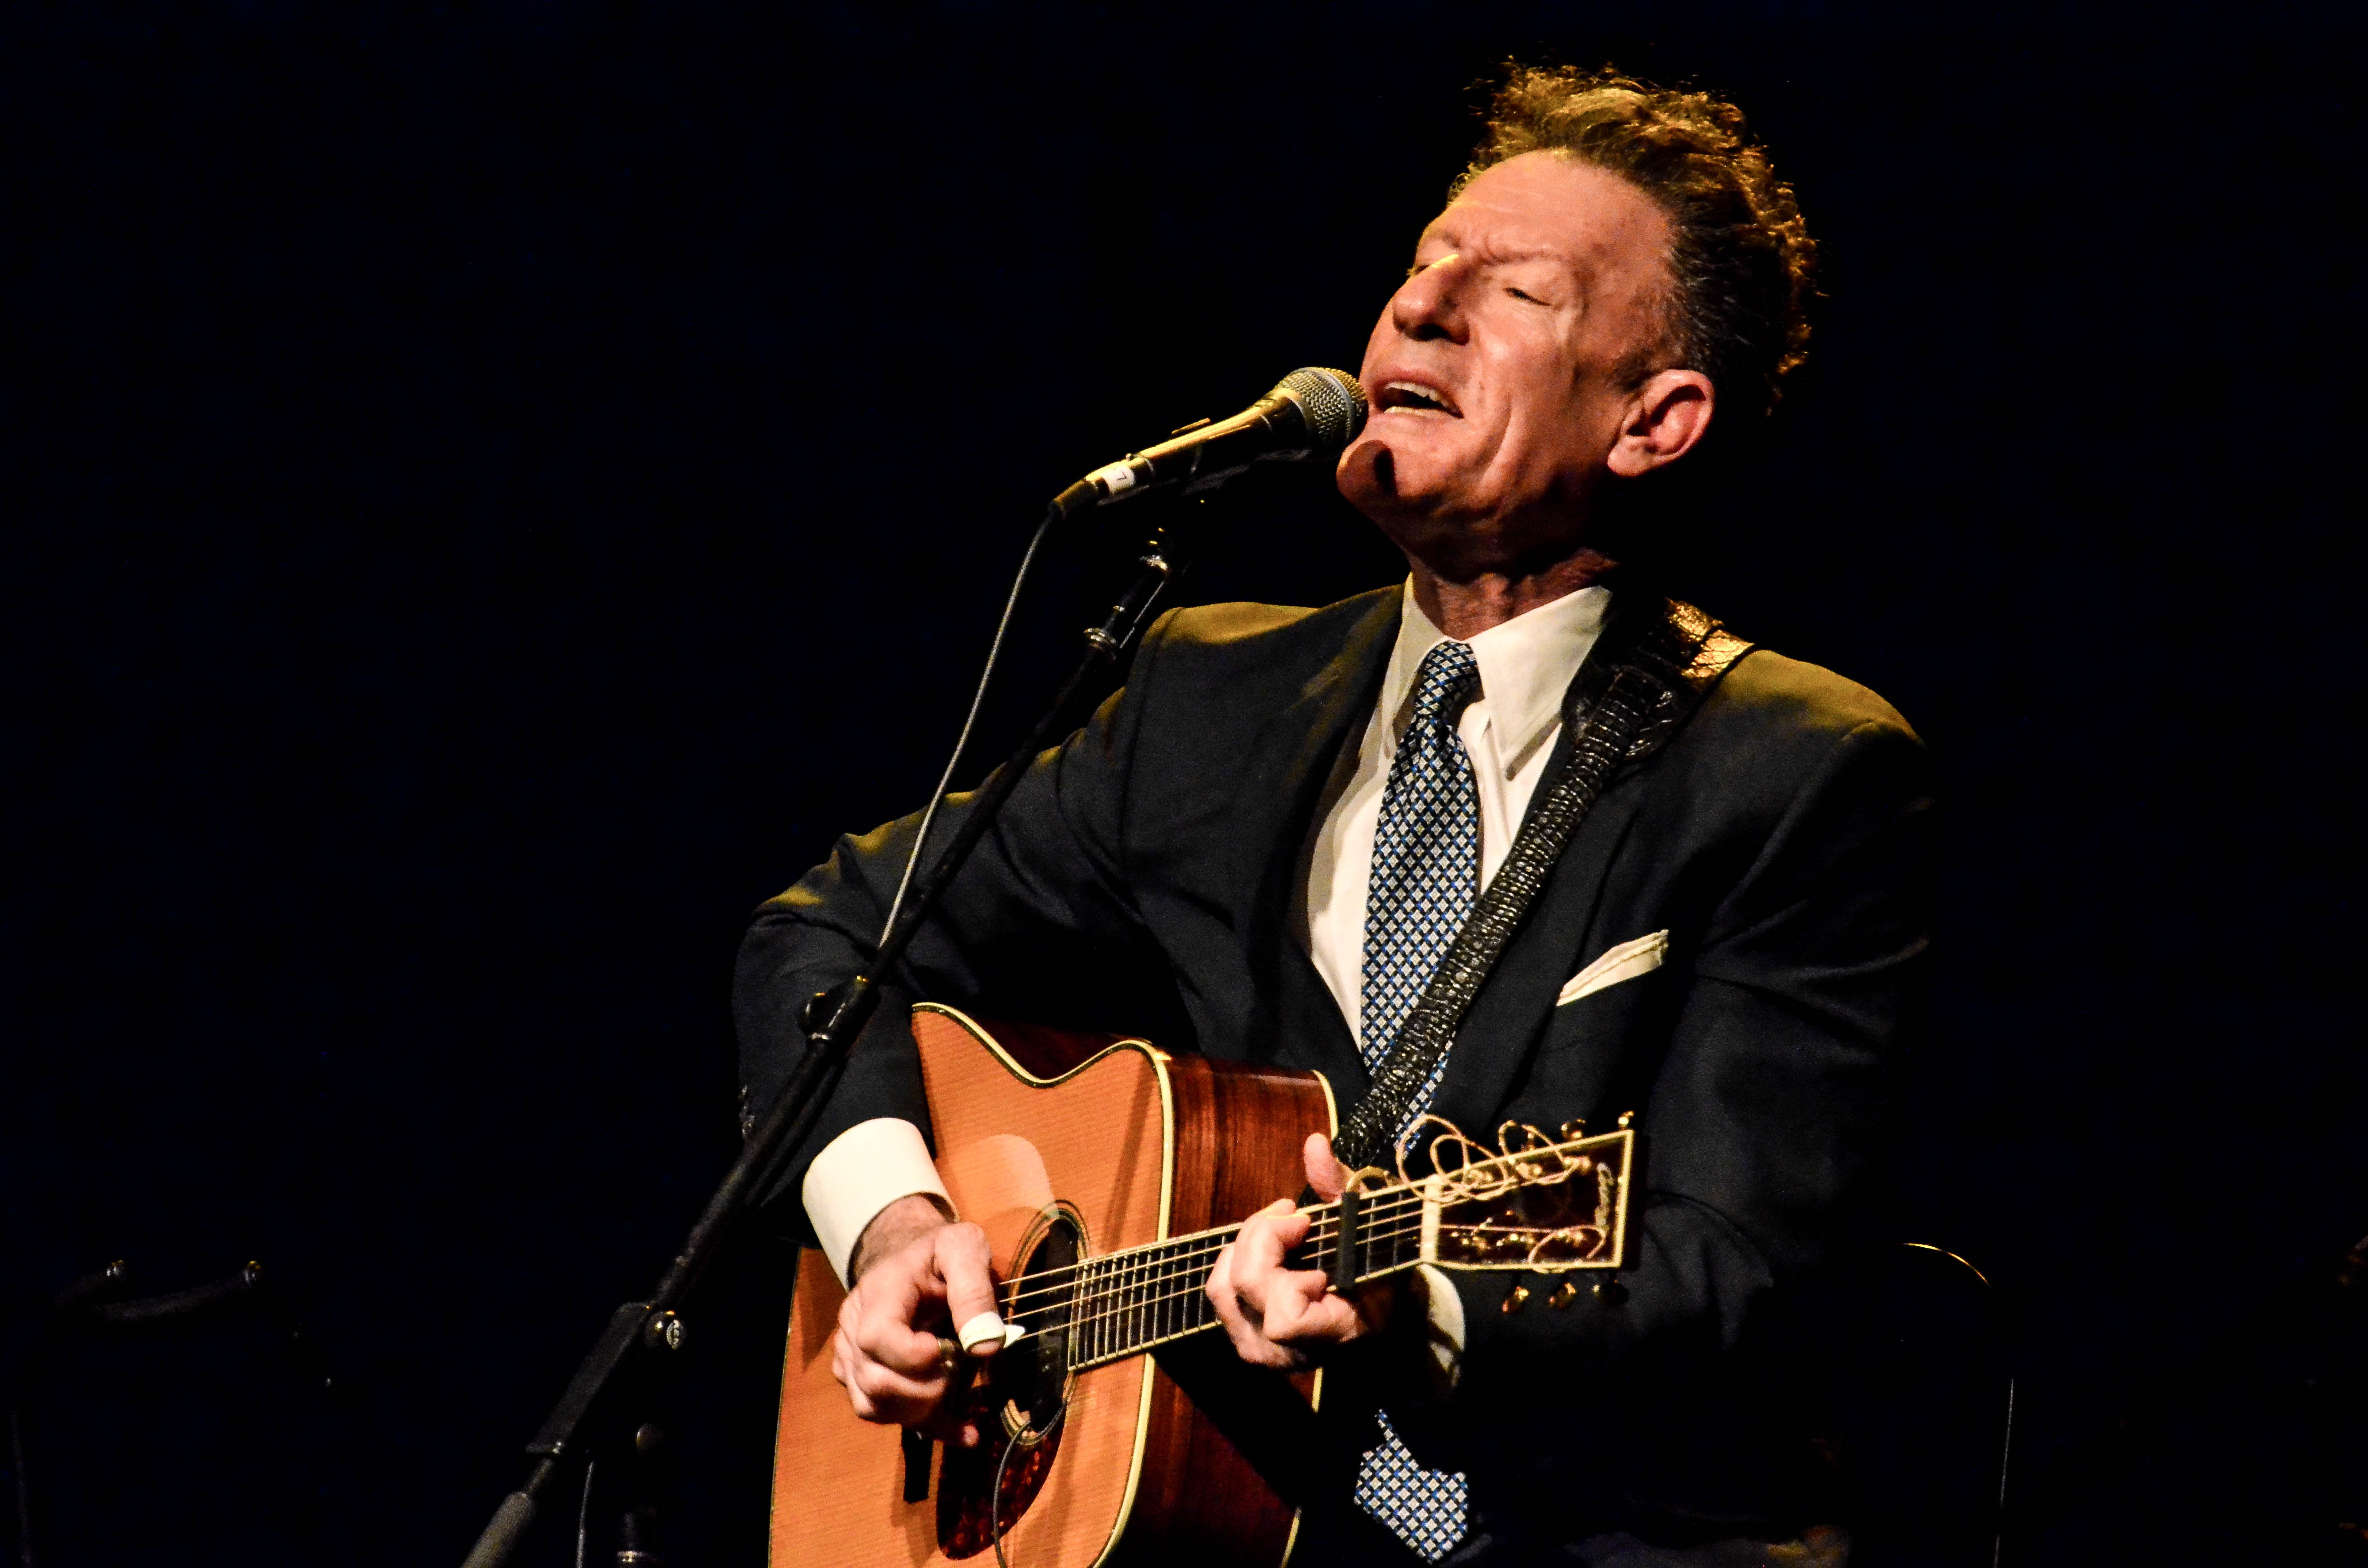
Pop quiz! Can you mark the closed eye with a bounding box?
[1507,286,1549,305]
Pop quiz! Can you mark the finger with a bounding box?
[1231,1198,1358,1353]
[848,1351,952,1415]
[856,1291,960,1378]
[1224,1256,1312,1370]
[1236,1198,1309,1281]
[1205,1238,1245,1331]
[1226,1201,1311,1334]
[1223,1203,1281,1319]
[931,1222,1005,1358]
[837,1241,953,1378]
[1204,1239,1273,1361]
[1264,1268,1360,1346]
[833,1330,887,1420]
[1304,1132,1350,1202]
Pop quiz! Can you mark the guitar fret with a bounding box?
[1141,1255,1153,1348]
[1103,1253,1120,1363]
[1086,1256,1105,1365]
[1085,1257,1102,1367]
[1062,1192,1444,1370]
[1135,1248,1152,1348]
[1117,1250,1136,1354]
[1117,1249,1136,1360]
[1092,1254,1110,1365]
[1104,1254,1120,1362]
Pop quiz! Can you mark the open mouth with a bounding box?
[1376,380,1460,417]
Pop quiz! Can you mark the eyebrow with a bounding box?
[1414,225,1557,268]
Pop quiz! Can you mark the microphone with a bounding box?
[1051,366,1368,518]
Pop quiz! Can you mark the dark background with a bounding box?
[3,2,2361,1563]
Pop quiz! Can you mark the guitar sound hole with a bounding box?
[937,1206,1081,1558]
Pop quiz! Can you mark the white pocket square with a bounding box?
[1555,930,1669,1007]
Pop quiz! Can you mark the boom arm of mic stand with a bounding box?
[459,512,1184,1568]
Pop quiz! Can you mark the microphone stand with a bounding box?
[460,507,1183,1568]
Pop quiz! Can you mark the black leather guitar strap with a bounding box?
[1331,595,1753,1169]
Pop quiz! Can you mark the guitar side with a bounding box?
[769,1006,1334,1568]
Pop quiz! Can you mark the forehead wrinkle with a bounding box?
[1435,158,1675,284]
[1421,211,1599,288]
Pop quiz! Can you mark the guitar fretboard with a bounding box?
[1004,1185,1434,1371]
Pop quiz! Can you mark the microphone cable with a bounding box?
[873,365,1362,957]
[875,504,1058,954]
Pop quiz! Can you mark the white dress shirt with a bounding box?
[802,580,1613,1293]
[1301,579,1610,1040]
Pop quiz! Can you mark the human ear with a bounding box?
[1605,368,1715,478]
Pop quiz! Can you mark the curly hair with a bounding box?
[1457,64,1817,419]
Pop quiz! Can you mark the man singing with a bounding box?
[737,64,1930,1565]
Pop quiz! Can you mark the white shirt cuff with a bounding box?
[801,1117,952,1286]
[1412,1263,1466,1390]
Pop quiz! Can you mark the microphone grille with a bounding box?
[1273,367,1369,450]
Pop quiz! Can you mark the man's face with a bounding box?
[1338,151,1681,577]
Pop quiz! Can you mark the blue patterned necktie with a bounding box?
[1352,637,1481,1562]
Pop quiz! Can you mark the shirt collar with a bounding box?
[1380,578,1613,776]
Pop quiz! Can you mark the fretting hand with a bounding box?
[1204,1131,1398,1369]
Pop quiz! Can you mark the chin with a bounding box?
[1337,434,1473,526]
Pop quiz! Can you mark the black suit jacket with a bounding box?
[734,583,1932,1551]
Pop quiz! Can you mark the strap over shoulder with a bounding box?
[1330,593,1751,1168]
[1564,592,1755,763]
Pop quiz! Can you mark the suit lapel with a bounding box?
[1407,589,1669,1152]
[1233,590,1399,1092]
[1424,777,1647,1143]
[1414,589,1754,1148]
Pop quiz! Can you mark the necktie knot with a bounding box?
[1408,639,1480,730]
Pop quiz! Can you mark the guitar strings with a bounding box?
[1061,1261,1439,1365]
[994,1212,1518,1344]
[985,1138,1608,1315]
[1021,1218,1435,1351]
[1046,1198,1601,1345]
[990,1208,1411,1317]
[971,1143,1619,1360]
[987,1176,1472,1298]
[989,1192,1429,1316]
[987,1139,1608,1313]
[1050,1203,1611,1351]
[991,1205,1427,1321]
[988,1188,1426,1293]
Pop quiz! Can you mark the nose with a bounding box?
[1389,255,1469,344]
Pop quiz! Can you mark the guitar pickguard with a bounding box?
[938,1203,1086,1557]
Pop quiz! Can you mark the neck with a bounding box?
[1409,547,1616,639]
[1024,1188,1428,1370]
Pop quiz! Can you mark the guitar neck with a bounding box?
[1019,1188,1428,1371]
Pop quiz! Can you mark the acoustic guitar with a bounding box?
[769,1003,1635,1567]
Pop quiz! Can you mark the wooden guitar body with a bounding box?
[770,1004,1336,1568]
